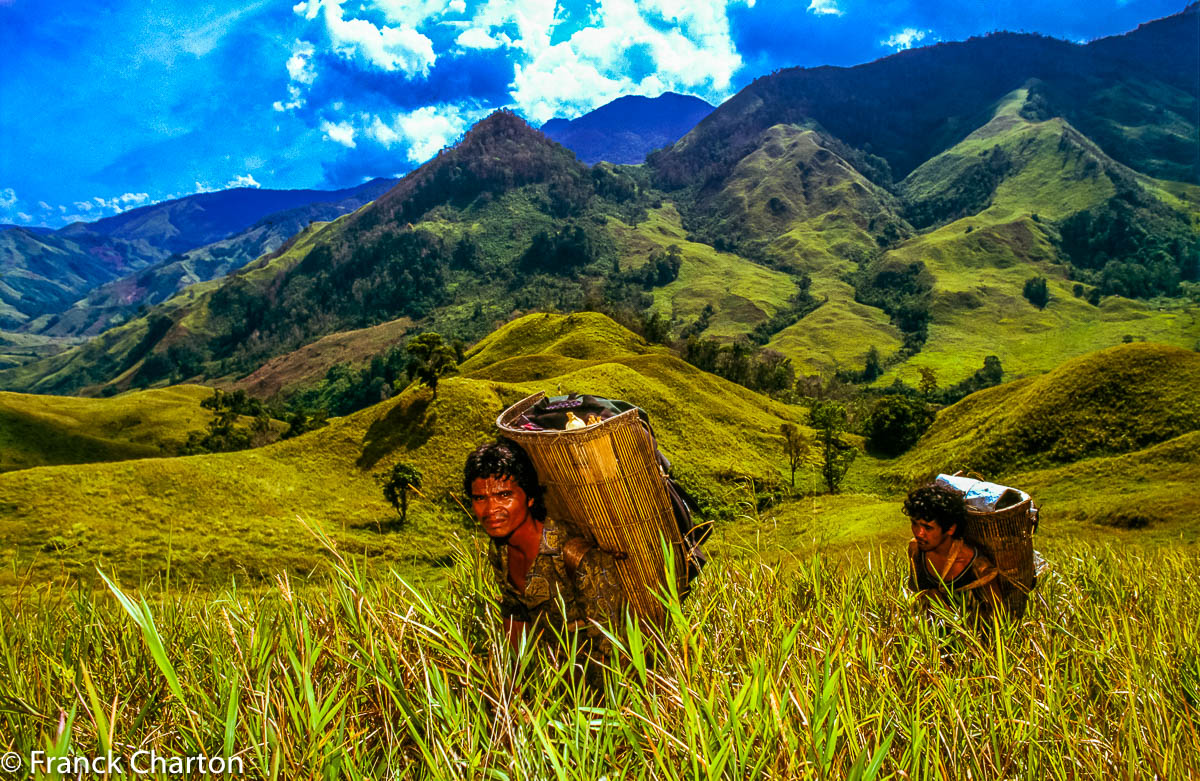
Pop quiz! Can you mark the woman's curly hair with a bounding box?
[902,482,967,532]
[462,438,547,521]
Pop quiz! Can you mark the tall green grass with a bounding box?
[1,536,1197,779]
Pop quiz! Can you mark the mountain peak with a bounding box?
[540,93,714,164]
[353,109,586,227]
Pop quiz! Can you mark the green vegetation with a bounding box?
[405,332,458,400]
[864,396,935,457]
[810,401,858,494]
[379,461,423,526]
[779,422,810,489]
[0,385,214,472]
[2,541,1196,777]
[1023,275,1049,308]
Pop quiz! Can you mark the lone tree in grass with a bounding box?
[780,423,810,490]
[406,332,457,399]
[810,400,858,494]
[1023,276,1049,309]
[379,462,423,526]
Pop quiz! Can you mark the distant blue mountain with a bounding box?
[1,178,397,332]
[78,178,397,255]
[541,92,714,164]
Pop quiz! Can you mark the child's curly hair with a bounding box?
[902,482,967,532]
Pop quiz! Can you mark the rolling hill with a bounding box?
[0,312,807,589]
[0,384,216,473]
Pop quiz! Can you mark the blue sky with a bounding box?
[0,0,1188,228]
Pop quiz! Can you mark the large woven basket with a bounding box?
[497,392,687,624]
[961,498,1037,618]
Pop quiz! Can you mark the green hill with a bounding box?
[889,342,1200,481]
[0,313,806,589]
[0,384,215,472]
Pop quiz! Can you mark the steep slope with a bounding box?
[0,179,396,333]
[35,179,397,337]
[541,92,714,164]
[863,89,1200,385]
[650,5,1197,188]
[0,313,805,588]
[606,204,801,338]
[0,384,215,472]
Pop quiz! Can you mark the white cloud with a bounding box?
[226,174,262,188]
[507,0,751,123]
[287,40,318,84]
[16,212,32,223]
[321,119,358,147]
[285,0,754,149]
[455,27,506,49]
[300,0,436,75]
[364,104,482,162]
[807,0,842,16]
[882,28,929,51]
[0,188,16,209]
[92,192,151,211]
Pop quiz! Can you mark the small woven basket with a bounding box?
[497,392,687,624]
[961,498,1037,618]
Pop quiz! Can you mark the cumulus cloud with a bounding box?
[881,28,929,51]
[807,0,842,16]
[508,0,751,123]
[295,0,436,75]
[321,119,358,147]
[365,103,483,162]
[92,192,151,211]
[0,188,16,209]
[455,27,507,50]
[282,0,754,162]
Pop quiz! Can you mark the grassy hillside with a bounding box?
[889,342,1200,480]
[0,384,215,473]
[606,205,800,338]
[233,316,414,398]
[0,313,807,590]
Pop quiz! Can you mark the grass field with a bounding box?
[1,533,1196,778]
[0,384,215,473]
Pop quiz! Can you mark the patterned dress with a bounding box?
[488,516,626,654]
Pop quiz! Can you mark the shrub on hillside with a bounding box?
[1023,276,1050,309]
[865,395,936,457]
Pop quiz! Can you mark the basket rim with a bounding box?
[964,495,1033,517]
[496,391,643,437]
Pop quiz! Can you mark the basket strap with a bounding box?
[956,568,998,593]
[561,537,593,577]
[939,538,964,581]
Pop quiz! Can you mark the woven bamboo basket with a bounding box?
[497,392,687,624]
[961,498,1037,618]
